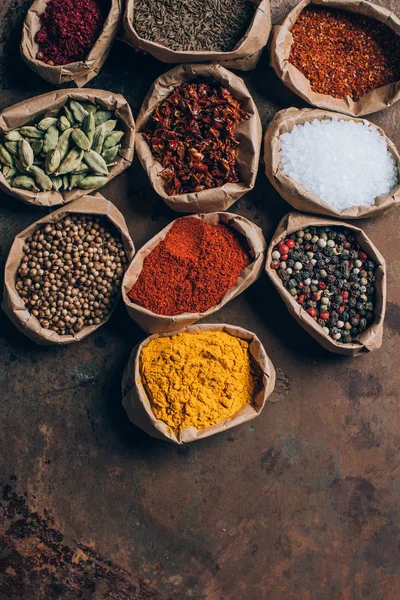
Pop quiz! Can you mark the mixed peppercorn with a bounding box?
[289,6,400,101]
[271,226,377,343]
[143,81,249,196]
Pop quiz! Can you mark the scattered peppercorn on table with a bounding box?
[1,0,400,597]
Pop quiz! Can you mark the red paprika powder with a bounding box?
[36,0,108,66]
[128,218,252,315]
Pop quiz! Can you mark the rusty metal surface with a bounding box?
[1,0,400,598]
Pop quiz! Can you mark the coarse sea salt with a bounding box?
[279,118,399,211]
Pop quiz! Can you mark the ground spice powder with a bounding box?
[289,6,400,101]
[36,0,108,66]
[140,330,261,434]
[128,218,251,315]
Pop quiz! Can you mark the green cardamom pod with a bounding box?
[91,124,106,154]
[0,144,14,167]
[83,149,109,175]
[29,165,53,191]
[38,117,58,131]
[12,175,39,192]
[43,125,59,154]
[45,148,61,174]
[56,128,73,162]
[4,141,19,155]
[19,126,44,139]
[78,175,109,190]
[5,130,22,142]
[62,175,70,190]
[19,139,34,169]
[83,113,96,145]
[73,163,89,174]
[31,139,44,155]
[103,131,124,149]
[69,100,89,123]
[71,128,91,151]
[52,176,63,191]
[62,104,75,124]
[59,116,71,132]
[14,157,30,175]
[2,165,17,180]
[84,103,98,115]
[103,119,117,133]
[69,172,86,189]
[94,110,112,126]
[102,145,120,164]
[57,147,84,175]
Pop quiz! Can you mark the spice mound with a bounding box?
[0,99,125,194]
[36,0,109,66]
[128,217,251,315]
[140,331,262,434]
[279,119,398,211]
[270,226,377,344]
[16,215,128,336]
[142,81,250,196]
[289,6,400,101]
[132,0,255,52]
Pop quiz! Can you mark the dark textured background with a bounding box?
[1,1,400,599]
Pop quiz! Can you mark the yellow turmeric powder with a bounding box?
[140,330,261,434]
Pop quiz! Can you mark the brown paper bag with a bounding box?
[266,212,386,356]
[122,0,271,72]
[121,323,276,444]
[122,212,266,333]
[270,0,400,117]
[21,0,122,87]
[0,88,135,208]
[264,107,400,219]
[2,194,135,346]
[135,63,262,213]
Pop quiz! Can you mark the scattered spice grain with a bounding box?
[132,0,256,52]
[36,0,109,66]
[143,81,250,196]
[128,218,252,315]
[289,6,400,101]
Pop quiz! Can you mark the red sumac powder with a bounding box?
[289,6,400,101]
[36,0,108,66]
[128,218,252,315]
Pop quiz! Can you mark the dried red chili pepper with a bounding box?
[289,6,400,101]
[36,0,108,66]
[128,218,251,315]
[143,81,250,196]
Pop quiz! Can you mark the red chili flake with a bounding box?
[143,81,250,196]
[36,0,108,66]
[289,6,400,101]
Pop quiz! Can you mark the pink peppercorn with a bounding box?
[36,0,108,66]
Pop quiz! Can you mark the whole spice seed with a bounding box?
[289,6,400,101]
[36,0,109,66]
[143,81,250,196]
[128,217,252,315]
[15,215,128,336]
[132,0,255,52]
[0,99,125,194]
[140,331,262,434]
[271,226,377,344]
